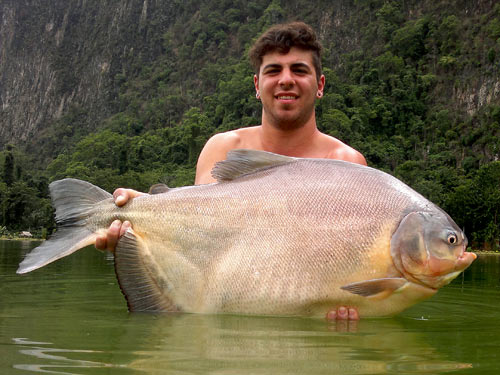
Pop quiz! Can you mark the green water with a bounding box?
[1,240,500,374]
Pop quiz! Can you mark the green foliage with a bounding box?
[446,162,500,249]
[487,18,500,39]
[0,225,9,237]
[391,17,429,61]
[488,47,496,63]
[260,0,285,28]
[436,15,460,55]
[2,0,500,247]
[2,145,14,187]
[375,1,404,42]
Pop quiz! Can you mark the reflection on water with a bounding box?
[12,338,118,375]
[2,241,500,374]
[122,314,472,374]
[10,315,472,375]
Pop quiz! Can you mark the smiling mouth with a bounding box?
[277,95,298,100]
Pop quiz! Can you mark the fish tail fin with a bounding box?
[17,178,113,274]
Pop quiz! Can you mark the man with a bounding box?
[96,22,365,321]
[195,22,365,184]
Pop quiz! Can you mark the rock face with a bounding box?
[454,78,500,117]
[0,0,173,147]
[1,0,498,149]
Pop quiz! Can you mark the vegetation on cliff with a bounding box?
[1,0,499,248]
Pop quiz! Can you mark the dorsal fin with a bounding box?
[211,149,296,182]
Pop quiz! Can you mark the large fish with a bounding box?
[17,150,476,317]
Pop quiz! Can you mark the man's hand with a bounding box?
[326,306,359,321]
[95,188,145,252]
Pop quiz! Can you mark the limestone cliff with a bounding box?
[0,0,174,146]
[1,0,498,153]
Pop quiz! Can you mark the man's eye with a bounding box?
[293,69,308,75]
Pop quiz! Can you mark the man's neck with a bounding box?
[258,118,320,157]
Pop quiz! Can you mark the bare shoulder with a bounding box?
[320,133,367,166]
[195,127,261,184]
[199,127,259,155]
[204,129,241,149]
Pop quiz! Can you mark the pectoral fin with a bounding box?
[115,229,180,312]
[341,278,409,298]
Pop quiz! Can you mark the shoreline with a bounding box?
[0,236,43,241]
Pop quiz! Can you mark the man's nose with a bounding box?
[278,69,295,87]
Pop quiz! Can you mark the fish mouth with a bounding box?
[420,250,477,289]
[454,251,477,271]
[436,250,477,285]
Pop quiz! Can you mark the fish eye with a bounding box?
[447,233,458,245]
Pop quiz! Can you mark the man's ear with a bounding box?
[254,74,261,99]
[254,74,259,92]
[317,74,325,98]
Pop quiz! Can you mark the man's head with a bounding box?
[249,22,323,82]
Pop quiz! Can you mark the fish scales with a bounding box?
[109,160,422,314]
[17,150,476,318]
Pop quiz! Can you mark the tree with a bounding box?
[3,145,15,187]
[446,162,500,249]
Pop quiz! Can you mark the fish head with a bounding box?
[390,211,477,289]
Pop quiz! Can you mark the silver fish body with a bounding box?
[17,150,476,317]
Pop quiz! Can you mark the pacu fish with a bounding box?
[17,150,476,317]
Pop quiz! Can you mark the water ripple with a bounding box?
[12,338,122,375]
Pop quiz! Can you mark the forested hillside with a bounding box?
[1,0,499,248]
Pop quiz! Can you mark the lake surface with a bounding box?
[1,239,500,375]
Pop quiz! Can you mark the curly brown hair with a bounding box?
[249,21,323,82]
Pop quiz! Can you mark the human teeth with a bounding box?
[278,96,296,99]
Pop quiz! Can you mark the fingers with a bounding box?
[348,307,359,320]
[326,310,338,320]
[95,234,107,250]
[105,220,122,251]
[113,189,130,206]
[120,221,131,237]
[325,306,360,321]
[95,188,144,252]
[113,188,145,207]
[94,220,132,252]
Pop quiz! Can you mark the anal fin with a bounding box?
[114,229,180,312]
[341,277,409,299]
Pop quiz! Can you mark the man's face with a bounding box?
[254,47,325,131]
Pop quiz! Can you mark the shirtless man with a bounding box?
[96,22,366,321]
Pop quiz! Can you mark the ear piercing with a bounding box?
[256,92,260,99]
